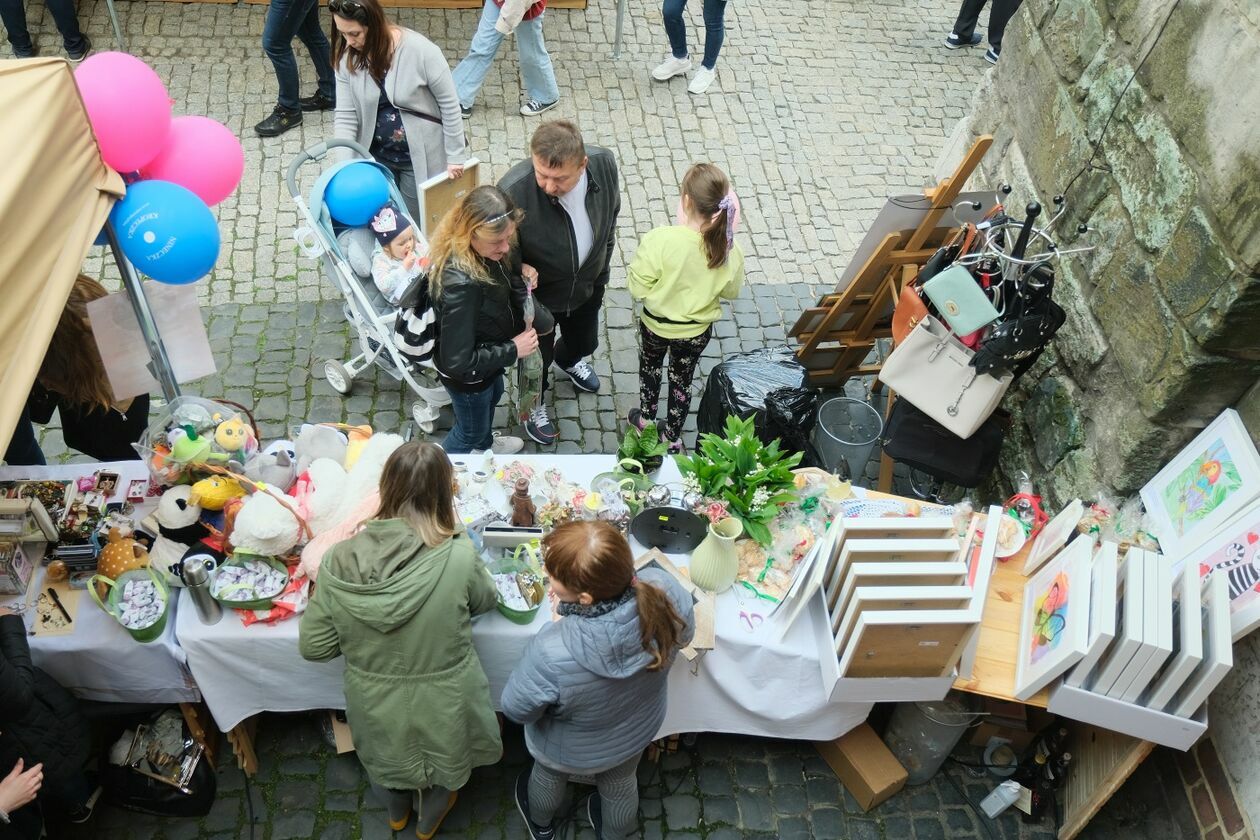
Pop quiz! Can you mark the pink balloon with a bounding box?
[74,52,171,172]
[140,116,245,206]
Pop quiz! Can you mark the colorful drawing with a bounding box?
[1190,507,1260,632]
[1161,438,1243,537]
[1029,572,1069,665]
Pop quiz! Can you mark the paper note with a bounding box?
[32,582,80,637]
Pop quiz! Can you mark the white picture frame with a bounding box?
[838,608,978,679]
[1013,535,1093,701]
[1114,553,1173,703]
[1065,541,1119,688]
[1090,550,1147,695]
[832,584,973,656]
[1141,408,1260,560]
[822,537,961,622]
[1169,573,1233,718]
[831,561,969,634]
[1144,561,1205,710]
[771,523,837,637]
[1171,499,1260,642]
[1021,499,1085,576]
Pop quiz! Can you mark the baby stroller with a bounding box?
[287,139,447,434]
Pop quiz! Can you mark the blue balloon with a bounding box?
[108,180,221,285]
[325,162,390,226]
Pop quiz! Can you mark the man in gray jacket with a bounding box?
[499,120,621,445]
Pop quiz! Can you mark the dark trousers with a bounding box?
[663,0,727,70]
[537,284,604,397]
[262,0,335,110]
[0,0,85,53]
[3,405,45,466]
[951,0,1022,52]
[638,321,711,442]
[442,373,504,453]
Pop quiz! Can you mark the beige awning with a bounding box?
[0,58,126,452]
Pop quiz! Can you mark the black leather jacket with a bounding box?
[432,255,553,390]
[498,145,621,315]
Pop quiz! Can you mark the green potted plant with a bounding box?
[616,420,670,477]
[675,415,802,546]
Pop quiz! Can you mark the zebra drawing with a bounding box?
[1204,541,1260,600]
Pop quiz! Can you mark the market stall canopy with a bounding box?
[0,58,125,453]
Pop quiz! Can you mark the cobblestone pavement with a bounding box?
[7,0,1197,837]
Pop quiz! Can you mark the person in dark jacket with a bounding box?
[502,521,694,840]
[0,756,42,840]
[428,185,555,454]
[0,610,95,834]
[498,120,621,446]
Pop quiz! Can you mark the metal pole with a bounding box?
[102,221,183,402]
[613,0,626,58]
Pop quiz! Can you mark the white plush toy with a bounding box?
[295,424,348,474]
[305,458,349,535]
[230,491,302,557]
[302,433,405,536]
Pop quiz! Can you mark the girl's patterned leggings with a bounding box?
[638,320,712,442]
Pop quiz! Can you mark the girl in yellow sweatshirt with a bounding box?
[627,163,745,451]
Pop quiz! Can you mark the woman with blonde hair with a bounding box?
[502,520,695,840]
[300,441,501,838]
[329,0,468,221]
[429,184,553,454]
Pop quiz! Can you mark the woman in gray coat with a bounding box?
[501,521,694,840]
[330,0,468,222]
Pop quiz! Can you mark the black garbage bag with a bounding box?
[697,347,821,463]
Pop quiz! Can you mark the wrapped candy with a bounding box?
[117,579,165,630]
[211,558,288,602]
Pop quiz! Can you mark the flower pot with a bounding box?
[688,518,744,594]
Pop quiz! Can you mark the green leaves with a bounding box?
[619,422,669,473]
[675,414,802,546]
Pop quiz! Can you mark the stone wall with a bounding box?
[951,0,1260,825]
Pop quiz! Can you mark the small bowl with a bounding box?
[994,516,1028,559]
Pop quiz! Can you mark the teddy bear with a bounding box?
[229,491,302,558]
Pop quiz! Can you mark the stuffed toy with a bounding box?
[342,425,374,470]
[244,447,298,492]
[335,433,404,525]
[299,490,379,581]
[171,402,215,433]
[230,492,302,557]
[96,528,150,597]
[170,426,214,465]
[214,415,258,460]
[148,486,212,587]
[188,475,246,511]
[299,459,348,535]
[295,424,348,474]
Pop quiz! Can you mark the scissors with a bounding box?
[739,610,764,633]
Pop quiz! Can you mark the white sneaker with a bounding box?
[688,66,717,94]
[489,432,524,455]
[652,55,692,81]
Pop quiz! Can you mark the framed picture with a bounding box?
[1112,552,1173,703]
[823,537,962,618]
[1091,549,1147,695]
[1169,573,1233,718]
[1141,408,1260,560]
[1144,561,1205,710]
[1064,541,1119,688]
[838,608,977,678]
[1014,536,1093,701]
[832,584,973,656]
[1021,498,1085,576]
[1172,500,1260,641]
[831,561,969,634]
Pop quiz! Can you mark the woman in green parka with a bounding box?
[299,441,501,838]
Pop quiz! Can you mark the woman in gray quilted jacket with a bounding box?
[501,521,695,840]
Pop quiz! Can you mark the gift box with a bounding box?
[0,540,33,596]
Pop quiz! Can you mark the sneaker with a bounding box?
[520,98,558,117]
[299,91,335,111]
[514,770,557,840]
[13,42,37,58]
[525,405,558,446]
[489,432,525,455]
[944,31,982,49]
[585,792,604,839]
[67,786,102,824]
[461,105,473,118]
[666,437,683,455]
[557,359,600,393]
[67,34,91,62]
[651,54,692,81]
[627,408,649,432]
[255,105,303,137]
[984,47,1000,64]
[688,66,717,95]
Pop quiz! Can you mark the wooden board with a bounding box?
[1059,725,1155,840]
[840,612,974,678]
[417,158,481,236]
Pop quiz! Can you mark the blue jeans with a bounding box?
[662,0,727,70]
[443,373,505,454]
[452,0,560,108]
[262,0,335,110]
[0,0,86,54]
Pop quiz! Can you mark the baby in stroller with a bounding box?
[368,200,429,307]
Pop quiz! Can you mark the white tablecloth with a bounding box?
[177,455,871,738]
[0,462,200,704]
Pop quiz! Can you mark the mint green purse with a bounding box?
[921,264,1000,336]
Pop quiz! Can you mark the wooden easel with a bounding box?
[789,135,994,490]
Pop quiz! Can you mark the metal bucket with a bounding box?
[813,397,884,482]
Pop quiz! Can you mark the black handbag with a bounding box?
[881,399,1008,488]
[971,264,1065,377]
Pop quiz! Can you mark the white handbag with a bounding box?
[877,316,1012,439]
